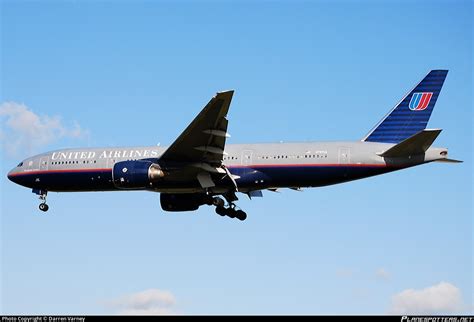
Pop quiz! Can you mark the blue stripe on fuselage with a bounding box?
[228,164,397,189]
[10,169,114,191]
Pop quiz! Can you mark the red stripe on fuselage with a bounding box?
[10,163,392,177]
[9,168,111,177]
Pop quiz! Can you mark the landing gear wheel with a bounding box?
[214,199,247,221]
[226,208,236,218]
[39,203,49,212]
[212,197,225,208]
[235,210,247,221]
[215,206,226,216]
[34,189,49,212]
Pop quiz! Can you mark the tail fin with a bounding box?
[363,70,448,143]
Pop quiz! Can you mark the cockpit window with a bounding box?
[17,162,23,167]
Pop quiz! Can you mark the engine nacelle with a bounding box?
[160,193,212,212]
[113,160,164,189]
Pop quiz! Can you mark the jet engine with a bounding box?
[113,160,164,189]
[160,193,213,212]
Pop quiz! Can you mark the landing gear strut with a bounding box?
[213,197,247,221]
[33,189,49,212]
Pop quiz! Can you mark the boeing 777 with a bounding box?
[7,70,461,221]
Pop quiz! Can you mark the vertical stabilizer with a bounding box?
[363,70,448,143]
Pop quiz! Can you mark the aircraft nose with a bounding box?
[7,166,32,188]
[7,168,17,183]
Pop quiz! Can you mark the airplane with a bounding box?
[7,70,461,221]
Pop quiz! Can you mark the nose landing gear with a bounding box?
[33,189,49,212]
[39,202,49,212]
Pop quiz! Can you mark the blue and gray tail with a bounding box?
[363,70,448,143]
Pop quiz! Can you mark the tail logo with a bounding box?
[409,92,433,111]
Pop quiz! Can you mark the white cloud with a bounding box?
[0,101,88,157]
[389,282,463,314]
[375,268,391,281]
[105,289,178,315]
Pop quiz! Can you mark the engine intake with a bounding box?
[113,160,164,189]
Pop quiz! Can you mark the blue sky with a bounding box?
[1,0,472,315]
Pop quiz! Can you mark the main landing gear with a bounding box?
[33,189,49,212]
[211,196,247,221]
[215,205,247,221]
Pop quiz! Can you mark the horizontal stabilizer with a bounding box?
[434,158,463,163]
[379,129,442,158]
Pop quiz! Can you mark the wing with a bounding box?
[159,90,234,167]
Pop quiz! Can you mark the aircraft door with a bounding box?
[241,150,253,166]
[39,156,49,171]
[338,147,350,164]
